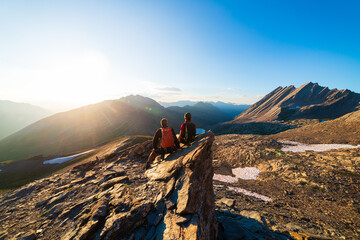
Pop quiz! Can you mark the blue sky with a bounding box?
[1,0,359,111]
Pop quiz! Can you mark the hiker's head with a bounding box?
[184,112,192,121]
[160,118,168,128]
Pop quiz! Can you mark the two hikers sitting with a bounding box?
[145,113,196,169]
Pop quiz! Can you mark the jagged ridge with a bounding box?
[232,82,360,123]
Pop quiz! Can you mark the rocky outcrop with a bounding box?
[231,82,360,123]
[145,132,217,239]
[0,132,216,240]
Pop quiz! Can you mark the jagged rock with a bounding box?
[129,140,152,158]
[20,233,36,240]
[47,191,70,206]
[146,212,163,226]
[0,231,7,240]
[218,197,235,208]
[100,176,129,189]
[165,177,176,197]
[100,202,152,239]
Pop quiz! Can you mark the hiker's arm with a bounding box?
[152,129,161,149]
[179,123,185,139]
[172,128,180,148]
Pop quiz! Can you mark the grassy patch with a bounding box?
[0,159,17,165]
[275,150,285,157]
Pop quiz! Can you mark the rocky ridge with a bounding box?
[231,82,360,124]
[0,132,217,239]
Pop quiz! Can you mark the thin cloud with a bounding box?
[227,88,236,91]
[156,87,182,92]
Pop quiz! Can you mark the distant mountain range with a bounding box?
[168,102,231,128]
[0,95,232,162]
[0,100,52,140]
[160,101,250,118]
[3,82,359,162]
[231,82,360,123]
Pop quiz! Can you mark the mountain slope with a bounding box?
[273,109,360,144]
[0,98,182,162]
[0,95,235,162]
[232,82,360,123]
[0,100,52,140]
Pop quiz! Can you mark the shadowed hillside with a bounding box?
[0,98,181,162]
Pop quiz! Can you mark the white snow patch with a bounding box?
[43,150,94,164]
[228,186,272,202]
[213,167,262,183]
[280,140,360,153]
[213,174,238,183]
[232,167,261,180]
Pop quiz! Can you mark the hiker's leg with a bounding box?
[146,149,156,168]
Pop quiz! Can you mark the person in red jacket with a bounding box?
[179,112,196,146]
[145,118,180,169]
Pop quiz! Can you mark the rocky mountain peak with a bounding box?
[0,132,217,239]
[298,81,316,88]
[232,82,360,123]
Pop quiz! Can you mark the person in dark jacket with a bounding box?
[179,112,196,146]
[145,118,180,169]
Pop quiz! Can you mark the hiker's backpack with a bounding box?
[184,122,196,143]
[161,127,174,148]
